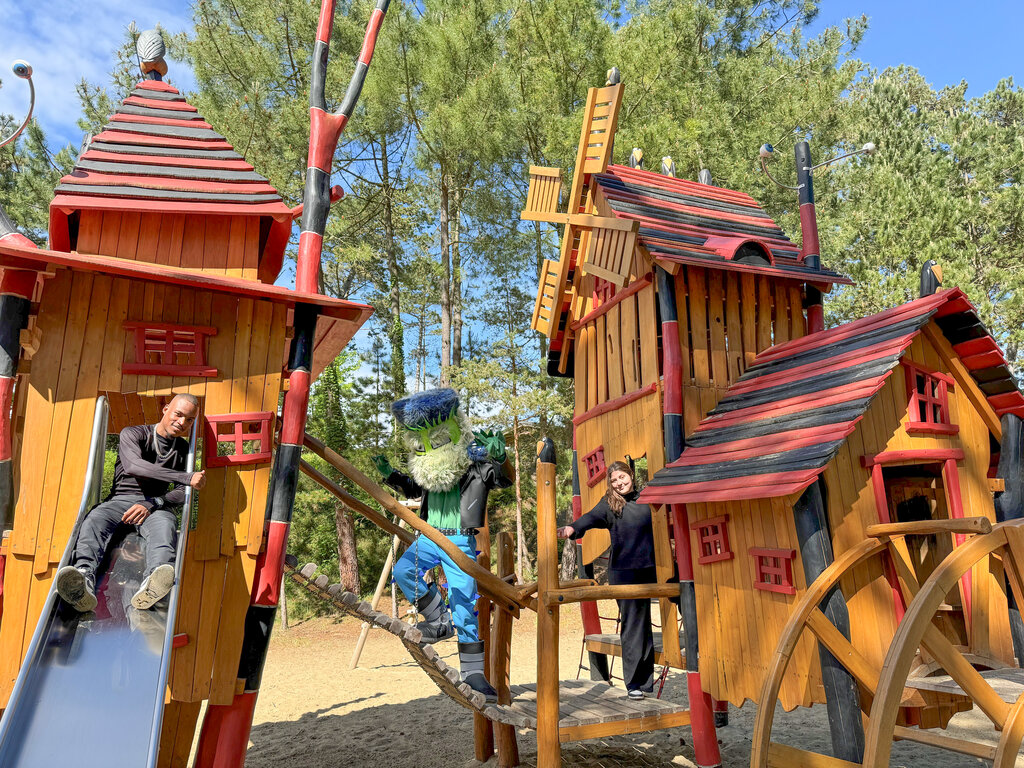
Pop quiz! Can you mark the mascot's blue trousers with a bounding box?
[394,534,479,643]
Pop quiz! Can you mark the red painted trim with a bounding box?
[615,212,798,256]
[942,457,973,627]
[123,320,219,335]
[109,112,214,131]
[0,232,37,250]
[640,477,816,504]
[753,290,957,364]
[962,350,1006,370]
[252,520,287,606]
[582,446,608,488]
[870,464,907,622]
[59,170,278,195]
[135,79,180,94]
[0,378,13,461]
[671,505,694,581]
[279,371,312,445]
[750,548,796,595]
[798,202,820,261]
[905,422,959,436]
[194,691,259,768]
[991,392,1024,411]
[570,275,652,330]
[572,382,659,426]
[861,449,965,468]
[358,8,385,65]
[0,268,37,298]
[50,194,289,218]
[674,421,861,464]
[953,336,1001,358]
[687,670,722,768]
[806,303,824,334]
[690,514,733,564]
[295,230,325,295]
[123,364,218,376]
[933,293,976,318]
[662,319,683,417]
[702,235,775,264]
[727,333,916,395]
[123,96,197,112]
[608,163,758,207]
[172,633,189,648]
[89,129,235,151]
[673,423,859,467]
[0,240,373,323]
[205,412,275,467]
[902,359,955,387]
[696,379,886,431]
[82,148,255,172]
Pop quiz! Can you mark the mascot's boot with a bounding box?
[459,641,498,703]
[415,585,454,643]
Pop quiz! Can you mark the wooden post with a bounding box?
[349,521,406,669]
[657,265,721,768]
[572,427,608,680]
[492,532,520,767]
[474,522,495,760]
[792,478,864,762]
[535,438,560,768]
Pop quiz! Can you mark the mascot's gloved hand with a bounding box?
[470,430,506,463]
[371,455,394,478]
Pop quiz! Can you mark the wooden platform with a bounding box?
[907,666,1024,704]
[584,631,685,668]
[284,558,693,742]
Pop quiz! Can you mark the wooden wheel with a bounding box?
[864,519,1024,767]
[752,517,1021,768]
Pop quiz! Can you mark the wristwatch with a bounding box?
[153,496,165,509]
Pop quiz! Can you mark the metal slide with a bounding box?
[0,397,198,767]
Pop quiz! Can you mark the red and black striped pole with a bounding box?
[795,141,825,334]
[0,207,39,623]
[656,266,721,768]
[194,2,390,763]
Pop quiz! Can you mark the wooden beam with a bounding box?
[535,439,561,767]
[765,742,860,768]
[571,382,659,427]
[558,709,691,743]
[570,276,653,331]
[892,725,996,760]
[866,517,992,538]
[861,448,965,468]
[920,623,1011,726]
[543,582,679,606]
[805,608,879,695]
[922,323,1002,440]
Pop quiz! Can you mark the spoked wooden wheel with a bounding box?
[752,518,1024,768]
[864,519,1024,767]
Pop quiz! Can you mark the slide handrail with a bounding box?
[146,417,199,767]
[0,395,109,750]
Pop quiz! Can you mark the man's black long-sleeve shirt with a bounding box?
[568,490,655,571]
[109,425,191,509]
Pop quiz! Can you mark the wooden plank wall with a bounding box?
[685,326,1010,709]
[688,496,824,709]
[0,210,281,714]
[675,268,806,435]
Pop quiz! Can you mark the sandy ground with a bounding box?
[237,603,1020,767]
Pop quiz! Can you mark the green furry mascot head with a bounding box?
[391,388,473,492]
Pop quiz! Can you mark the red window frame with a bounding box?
[123,321,218,377]
[903,361,957,435]
[582,446,607,487]
[205,412,274,467]
[750,547,796,595]
[690,514,733,564]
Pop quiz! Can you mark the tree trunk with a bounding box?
[534,220,549,435]
[513,415,525,581]
[381,135,406,399]
[439,169,452,383]
[336,505,360,593]
[559,537,577,582]
[452,185,463,367]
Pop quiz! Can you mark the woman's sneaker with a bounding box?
[56,566,97,613]
[627,689,645,700]
[131,564,175,609]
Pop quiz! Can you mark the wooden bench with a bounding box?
[584,630,686,668]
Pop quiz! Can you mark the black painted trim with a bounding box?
[237,604,277,689]
[684,401,872,448]
[88,140,242,160]
[76,158,267,183]
[102,121,226,141]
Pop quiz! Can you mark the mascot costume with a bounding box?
[373,387,511,702]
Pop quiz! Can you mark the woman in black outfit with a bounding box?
[557,461,655,699]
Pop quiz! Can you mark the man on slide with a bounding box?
[56,393,206,613]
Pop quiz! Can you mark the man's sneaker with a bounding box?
[56,566,97,613]
[627,689,645,700]
[131,564,175,610]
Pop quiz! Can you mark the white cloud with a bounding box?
[0,0,195,149]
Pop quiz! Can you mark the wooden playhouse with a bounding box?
[529,74,1024,766]
[0,75,371,765]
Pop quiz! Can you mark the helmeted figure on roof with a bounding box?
[372,387,512,703]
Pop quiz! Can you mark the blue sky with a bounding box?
[2,1,1022,152]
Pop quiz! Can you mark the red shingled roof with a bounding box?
[594,165,851,286]
[639,289,1023,505]
[48,80,293,281]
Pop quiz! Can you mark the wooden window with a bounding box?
[205,412,274,467]
[690,515,733,564]
[750,547,796,595]
[592,278,615,308]
[904,361,957,435]
[123,321,218,377]
[582,446,607,487]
